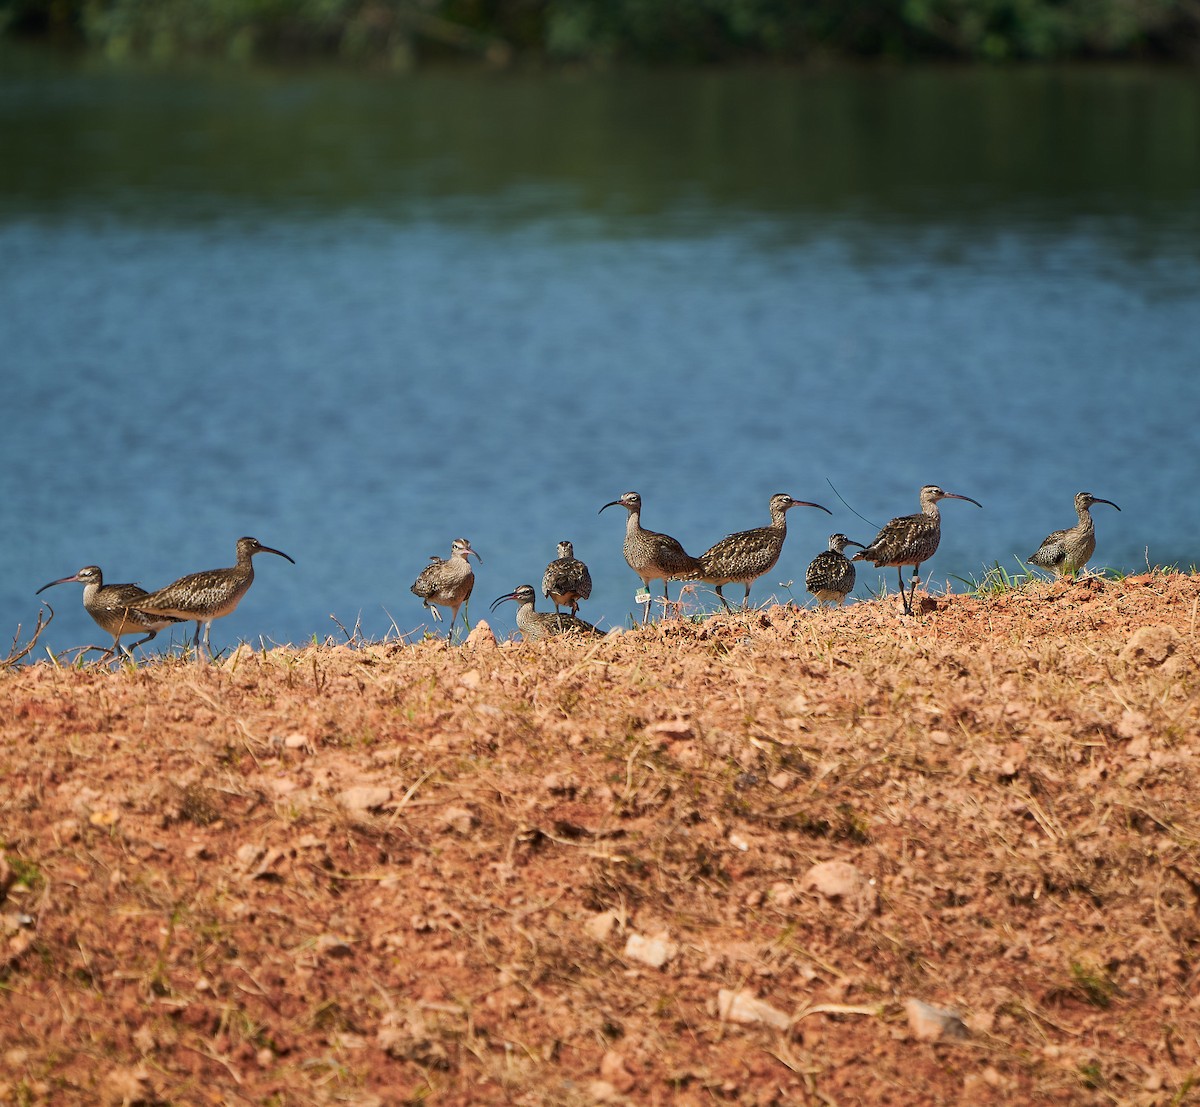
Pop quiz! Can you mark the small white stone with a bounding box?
[801,859,878,919]
[644,719,693,741]
[336,786,392,813]
[235,843,265,869]
[583,909,621,943]
[623,931,677,969]
[438,806,475,834]
[717,988,791,1030]
[905,997,968,1041]
[315,935,353,959]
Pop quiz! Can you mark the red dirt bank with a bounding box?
[2,574,1198,1105]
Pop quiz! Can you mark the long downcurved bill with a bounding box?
[36,573,83,594]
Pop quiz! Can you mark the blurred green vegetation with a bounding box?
[2,0,1197,65]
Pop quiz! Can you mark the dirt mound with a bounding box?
[2,573,1198,1105]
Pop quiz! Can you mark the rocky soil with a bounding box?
[2,573,1199,1106]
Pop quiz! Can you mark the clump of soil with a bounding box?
[2,573,1199,1105]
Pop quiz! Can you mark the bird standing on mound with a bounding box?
[853,485,982,616]
[133,536,294,659]
[541,540,592,615]
[599,491,703,622]
[696,493,832,610]
[805,534,865,608]
[1028,491,1120,579]
[36,565,183,660]
[490,584,603,641]
[411,537,480,639]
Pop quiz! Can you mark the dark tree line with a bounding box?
[3,0,1198,65]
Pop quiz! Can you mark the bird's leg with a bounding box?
[200,621,214,662]
[906,566,923,616]
[896,568,911,616]
[129,630,157,651]
[742,584,752,611]
[714,584,732,612]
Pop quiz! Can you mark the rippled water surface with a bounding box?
[3,51,1199,655]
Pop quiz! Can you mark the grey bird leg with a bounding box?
[714,584,733,612]
[905,566,922,616]
[742,584,752,610]
[195,620,213,662]
[641,583,662,624]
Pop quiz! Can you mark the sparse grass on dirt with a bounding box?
[2,573,1199,1106]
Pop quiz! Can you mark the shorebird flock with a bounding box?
[34,485,1122,661]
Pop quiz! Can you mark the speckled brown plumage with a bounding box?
[36,565,182,659]
[541,541,592,615]
[490,584,602,641]
[599,491,703,622]
[696,493,832,610]
[133,536,294,658]
[853,485,982,615]
[805,534,865,607]
[1028,492,1120,579]
[411,537,480,639]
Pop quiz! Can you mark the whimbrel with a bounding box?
[1028,491,1121,579]
[132,536,294,658]
[490,584,602,641]
[36,565,183,660]
[695,492,832,610]
[805,534,865,607]
[852,485,982,615]
[542,540,592,615]
[599,491,704,622]
[410,537,480,639]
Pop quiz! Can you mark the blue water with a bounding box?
[3,57,1199,657]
